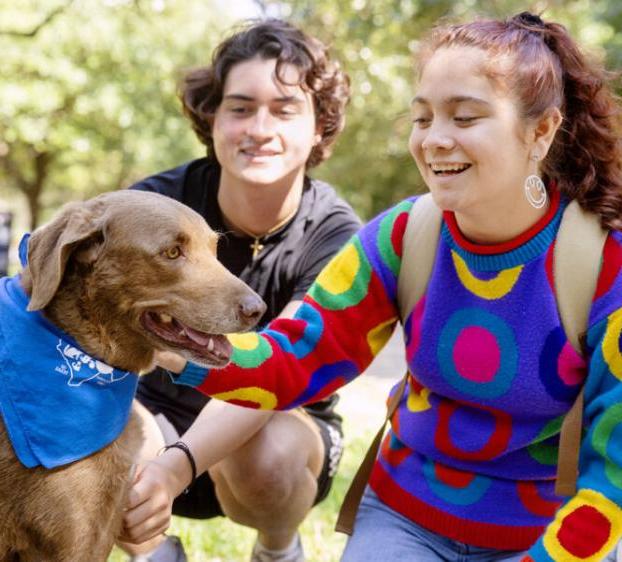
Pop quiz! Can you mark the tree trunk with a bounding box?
[25,150,52,231]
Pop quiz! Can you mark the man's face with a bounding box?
[212,56,318,188]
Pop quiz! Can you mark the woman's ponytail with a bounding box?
[541,22,622,230]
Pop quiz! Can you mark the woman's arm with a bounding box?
[175,200,415,408]
[526,309,622,560]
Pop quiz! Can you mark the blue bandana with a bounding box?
[0,274,138,468]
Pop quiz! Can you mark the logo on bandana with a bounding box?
[55,340,130,386]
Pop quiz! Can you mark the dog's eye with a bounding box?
[163,246,182,260]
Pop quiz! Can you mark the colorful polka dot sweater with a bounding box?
[177,191,622,560]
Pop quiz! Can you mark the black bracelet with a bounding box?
[159,440,197,494]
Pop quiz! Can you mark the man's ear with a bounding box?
[26,201,105,311]
[532,106,563,160]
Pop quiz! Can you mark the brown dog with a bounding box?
[0,190,265,561]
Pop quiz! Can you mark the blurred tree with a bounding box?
[0,0,240,229]
[274,0,622,219]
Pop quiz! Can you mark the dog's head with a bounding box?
[21,190,266,372]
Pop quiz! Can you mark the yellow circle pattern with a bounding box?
[227,332,261,350]
[542,488,622,562]
[316,243,359,295]
[602,308,622,380]
[212,387,278,410]
[452,251,523,300]
[367,317,398,357]
[407,384,431,412]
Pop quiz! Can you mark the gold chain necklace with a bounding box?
[223,206,299,259]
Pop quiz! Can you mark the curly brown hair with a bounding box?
[179,19,350,169]
[418,12,622,230]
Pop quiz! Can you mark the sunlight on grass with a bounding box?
[108,432,371,562]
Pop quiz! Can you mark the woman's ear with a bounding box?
[532,107,563,160]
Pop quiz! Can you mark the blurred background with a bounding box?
[2,1,621,560]
[2,0,621,249]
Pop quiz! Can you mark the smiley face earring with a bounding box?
[524,153,547,209]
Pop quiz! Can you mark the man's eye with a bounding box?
[454,116,478,123]
[276,106,298,117]
[163,246,182,259]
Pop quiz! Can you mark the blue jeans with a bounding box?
[341,488,620,562]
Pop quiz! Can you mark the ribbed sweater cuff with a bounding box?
[175,362,208,387]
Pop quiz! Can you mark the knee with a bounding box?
[227,448,306,510]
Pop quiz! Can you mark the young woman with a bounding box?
[120,20,359,562]
[154,12,622,561]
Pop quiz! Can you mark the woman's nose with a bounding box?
[421,123,455,152]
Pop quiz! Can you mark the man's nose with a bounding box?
[246,108,275,140]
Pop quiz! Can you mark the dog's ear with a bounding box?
[26,201,104,311]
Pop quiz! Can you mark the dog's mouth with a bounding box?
[140,311,232,367]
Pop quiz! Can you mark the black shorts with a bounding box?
[139,398,344,520]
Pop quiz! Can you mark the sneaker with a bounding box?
[129,535,187,562]
[250,534,305,562]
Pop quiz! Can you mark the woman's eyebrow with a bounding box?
[411,95,491,107]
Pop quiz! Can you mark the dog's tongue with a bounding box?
[141,311,232,364]
[184,325,212,346]
[183,326,231,357]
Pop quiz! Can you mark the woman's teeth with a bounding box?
[430,163,471,175]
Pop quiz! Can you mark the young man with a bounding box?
[119,19,360,562]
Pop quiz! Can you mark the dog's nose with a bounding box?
[238,294,266,326]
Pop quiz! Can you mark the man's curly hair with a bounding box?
[179,19,350,169]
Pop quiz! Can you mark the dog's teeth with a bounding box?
[160,313,172,323]
[207,338,215,352]
[179,329,187,337]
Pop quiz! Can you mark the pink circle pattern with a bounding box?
[453,326,501,383]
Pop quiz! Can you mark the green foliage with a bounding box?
[0,0,240,228]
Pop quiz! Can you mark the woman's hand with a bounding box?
[119,458,184,544]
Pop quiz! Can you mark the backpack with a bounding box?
[336,193,608,535]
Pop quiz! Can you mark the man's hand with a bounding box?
[155,350,187,374]
[119,459,180,544]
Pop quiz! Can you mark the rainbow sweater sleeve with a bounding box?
[178,199,409,409]
[177,194,622,559]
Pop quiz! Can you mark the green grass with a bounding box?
[108,431,371,562]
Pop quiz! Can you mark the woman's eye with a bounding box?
[164,246,182,260]
[412,117,431,127]
[454,116,478,123]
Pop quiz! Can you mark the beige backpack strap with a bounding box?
[554,200,607,496]
[397,193,443,322]
[335,194,442,535]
